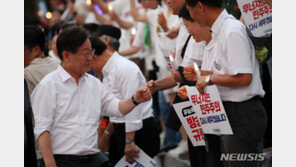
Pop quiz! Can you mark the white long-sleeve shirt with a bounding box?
[31,65,123,155]
[102,52,154,132]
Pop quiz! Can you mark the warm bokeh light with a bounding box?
[131,27,137,35]
[46,12,52,19]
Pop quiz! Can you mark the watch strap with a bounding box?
[132,95,140,105]
[126,138,135,144]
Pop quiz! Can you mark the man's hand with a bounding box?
[196,76,207,94]
[144,80,158,94]
[110,12,119,21]
[166,27,180,39]
[157,13,168,32]
[171,69,182,83]
[125,142,139,161]
[98,133,110,152]
[134,86,151,103]
[184,66,198,81]
[177,86,188,100]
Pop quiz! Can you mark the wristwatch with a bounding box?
[132,95,140,105]
[205,75,213,86]
[126,138,135,144]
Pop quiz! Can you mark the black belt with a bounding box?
[54,153,97,160]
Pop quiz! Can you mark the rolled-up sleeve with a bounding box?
[31,83,56,140]
[118,67,144,132]
[100,81,123,117]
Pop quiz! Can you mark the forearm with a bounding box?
[155,73,177,91]
[130,0,139,20]
[94,12,112,25]
[126,131,136,139]
[210,73,252,87]
[119,46,140,56]
[38,131,56,167]
[119,97,136,115]
[160,24,169,32]
[201,70,213,76]
[129,0,148,23]
[115,18,133,30]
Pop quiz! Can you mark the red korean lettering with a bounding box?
[209,102,215,113]
[195,117,201,127]
[192,128,204,142]
[187,116,198,129]
[243,3,250,14]
[191,94,198,105]
[200,104,206,115]
[253,10,260,20]
[250,1,259,11]
[214,101,221,112]
[204,103,210,114]
[203,92,211,103]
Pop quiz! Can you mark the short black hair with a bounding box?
[57,26,88,61]
[89,37,107,56]
[24,25,45,52]
[82,23,100,34]
[91,25,121,40]
[108,37,120,51]
[178,4,194,22]
[60,22,76,32]
[186,0,223,8]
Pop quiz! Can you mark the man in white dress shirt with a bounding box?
[185,0,267,166]
[89,36,160,165]
[31,26,152,167]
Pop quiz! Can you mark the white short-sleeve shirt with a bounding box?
[201,10,265,102]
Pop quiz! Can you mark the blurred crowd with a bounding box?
[24,0,272,167]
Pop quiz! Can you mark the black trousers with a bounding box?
[188,134,223,167]
[221,97,267,167]
[40,152,110,167]
[109,117,160,165]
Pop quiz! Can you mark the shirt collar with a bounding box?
[102,52,119,77]
[210,9,229,36]
[57,65,86,83]
[29,57,43,65]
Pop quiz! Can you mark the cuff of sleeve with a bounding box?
[34,117,52,140]
[125,120,143,132]
[227,67,253,76]
[107,99,124,117]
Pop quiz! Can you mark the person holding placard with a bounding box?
[184,0,268,166]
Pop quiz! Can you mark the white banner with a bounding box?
[186,86,233,135]
[115,147,157,167]
[237,0,272,37]
[173,101,206,147]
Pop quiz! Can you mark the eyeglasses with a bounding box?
[77,49,95,59]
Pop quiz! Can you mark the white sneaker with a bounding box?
[168,140,188,157]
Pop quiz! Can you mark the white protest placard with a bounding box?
[186,86,233,135]
[237,0,272,37]
[115,147,156,167]
[173,101,206,147]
